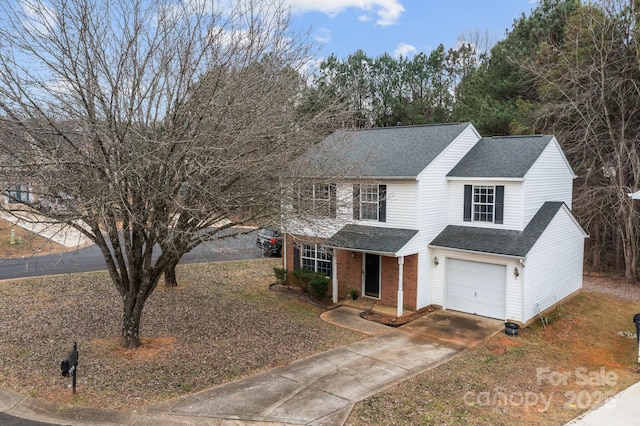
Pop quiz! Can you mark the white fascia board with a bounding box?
[428,244,524,261]
[445,176,523,182]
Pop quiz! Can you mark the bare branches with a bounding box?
[0,0,344,347]
[523,0,640,279]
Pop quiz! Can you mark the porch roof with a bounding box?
[326,224,418,256]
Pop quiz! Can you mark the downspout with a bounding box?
[283,233,287,281]
[332,249,338,303]
[397,256,405,317]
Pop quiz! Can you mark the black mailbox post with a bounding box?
[634,314,640,363]
[60,342,79,394]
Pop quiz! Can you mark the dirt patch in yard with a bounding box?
[0,217,69,259]
[347,273,640,425]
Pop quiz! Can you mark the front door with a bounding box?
[364,253,380,298]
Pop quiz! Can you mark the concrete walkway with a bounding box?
[566,380,640,426]
[0,309,502,425]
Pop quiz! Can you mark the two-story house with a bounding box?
[282,123,587,324]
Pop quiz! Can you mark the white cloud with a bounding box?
[314,28,331,44]
[289,0,404,26]
[19,0,57,36]
[393,42,416,58]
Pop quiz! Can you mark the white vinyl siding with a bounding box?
[522,140,575,224]
[414,124,481,308]
[522,208,585,322]
[384,181,417,228]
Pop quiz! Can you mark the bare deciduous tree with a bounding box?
[524,0,640,280]
[0,0,344,348]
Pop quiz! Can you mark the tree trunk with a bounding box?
[622,206,638,282]
[121,295,145,349]
[591,224,600,269]
[164,262,178,288]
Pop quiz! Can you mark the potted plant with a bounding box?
[347,288,359,300]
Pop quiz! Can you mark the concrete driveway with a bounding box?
[1,309,502,425]
[143,309,502,425]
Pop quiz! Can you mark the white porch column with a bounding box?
[397,256,404,317]
[332,250,338,303]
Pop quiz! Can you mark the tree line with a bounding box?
[308,0,640,281]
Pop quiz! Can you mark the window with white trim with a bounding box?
[473,185,494,222]
[298,183,335,218]
[360,184,379,221]
[301,243,332,276]
[464,184,504,224]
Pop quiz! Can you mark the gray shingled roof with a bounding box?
[429,202,566,257]
[447,135,555,178]
[327,224,419,255]
[302,123,473,179]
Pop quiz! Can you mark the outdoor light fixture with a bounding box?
[514,267,520,279]
[433,256,439,267]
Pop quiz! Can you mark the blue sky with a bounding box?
[288,0,538,60]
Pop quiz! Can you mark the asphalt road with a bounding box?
[0,413,56,426]
[0,228,265,281]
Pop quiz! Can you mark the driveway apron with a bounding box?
[152,309,502,425]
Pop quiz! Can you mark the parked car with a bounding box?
[256,227,282,256]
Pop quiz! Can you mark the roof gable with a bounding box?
[447,135,555,179]
[302,122,474,179]
[429,202,580,257]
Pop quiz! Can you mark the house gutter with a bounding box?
[428,244,527,261]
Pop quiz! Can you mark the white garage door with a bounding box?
[446,259,506,319]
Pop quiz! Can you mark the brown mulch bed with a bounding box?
[268,283,337,310]
[269,283,441,327]
[360,304,441,327]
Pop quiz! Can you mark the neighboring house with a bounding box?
[282,123,587,325]
[2,184,31,204]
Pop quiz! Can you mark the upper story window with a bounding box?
[360,184,379,220]
[464,184,504,224]
[297,183,336,218]
[353,183,386,222]
[473,185,494,222]
[7,184,30,204]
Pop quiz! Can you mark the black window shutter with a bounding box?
[495,185,504,224]
[293,245,300,271]
[463,185,472,222]
[378,184,387,222]
[329,183,337,219]
[352,184,360,220]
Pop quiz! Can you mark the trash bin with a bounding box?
[634,313,640,343]
[504,322,520,336]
